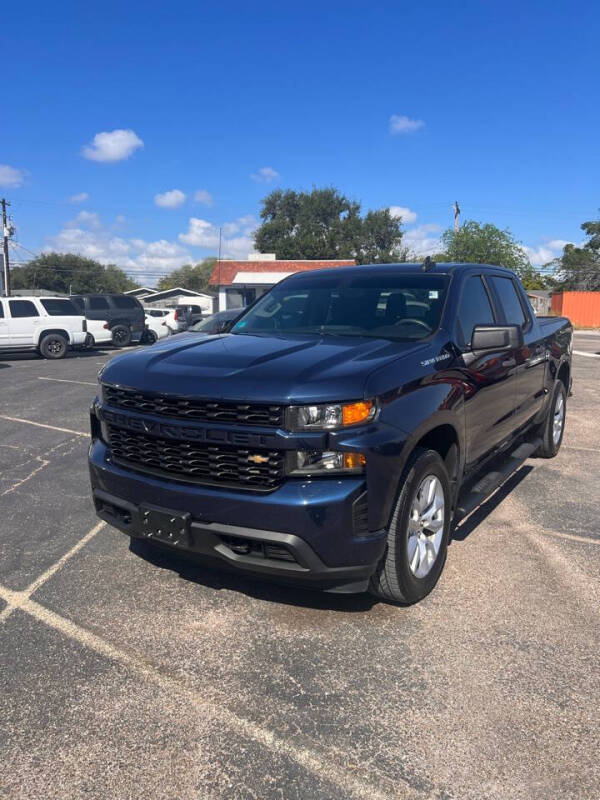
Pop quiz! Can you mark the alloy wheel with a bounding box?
[407,474,445,579]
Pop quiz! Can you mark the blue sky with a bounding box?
[2,0,598,284]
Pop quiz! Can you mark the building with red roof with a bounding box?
[208,254,355,311]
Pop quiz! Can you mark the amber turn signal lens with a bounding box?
[342,400,373,426]
[342,452,366,469]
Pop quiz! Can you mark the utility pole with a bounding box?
[1,198,11,297]
[453,200,460,232]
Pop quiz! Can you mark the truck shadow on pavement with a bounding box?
[451,466,533,542]
[129,538,379,613]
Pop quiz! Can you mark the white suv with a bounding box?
[0,296,88,359]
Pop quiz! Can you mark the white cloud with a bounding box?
[82,129,144,162]
[193,189,214,206]
[0,164,25,187]
[524,239,572,266]
[179,215,258,258]
[45,213,192,284]
[389,115,425,135]
[66,210,102,230]
[154,189,186,208]
[389,206,418,224]
[251,166,280,183]
[68,192,89,204]
[403,224,443,256]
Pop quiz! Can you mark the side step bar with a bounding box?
[454,438,542,523]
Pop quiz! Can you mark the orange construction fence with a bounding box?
[551,291,600,327]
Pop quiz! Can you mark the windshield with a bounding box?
[190,315,217,332]
[231,273,449,341]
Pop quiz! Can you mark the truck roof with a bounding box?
[283,261,517,282]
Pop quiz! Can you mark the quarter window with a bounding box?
[489,276,527,327]
[111,295,137,309]
[9,300,39,318]
[88,296,110,310]
[456,277,495,346]
[40,299,80,316]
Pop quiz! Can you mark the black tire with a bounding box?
[111,324,132,348]
[535,381,567,458]
[369,448,451,605]
[39,333,68,360]
[145,329,158,344]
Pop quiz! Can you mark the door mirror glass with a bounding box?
[471,324,524,351]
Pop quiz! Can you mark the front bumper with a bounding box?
[89,439,387,592]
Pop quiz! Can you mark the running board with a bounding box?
[454,438,542,523]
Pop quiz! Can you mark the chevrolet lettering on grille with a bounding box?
[101,408,274,447]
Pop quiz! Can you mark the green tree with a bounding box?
[253,187,405,264]
[552,215,600,290]
[156,258,217,292]
[437,220,545,288]
[10,253,139,294]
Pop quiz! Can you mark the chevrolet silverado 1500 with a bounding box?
[89,262,572,604]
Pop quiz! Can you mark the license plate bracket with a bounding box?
[139,505,191,548]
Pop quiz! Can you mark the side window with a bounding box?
[9,300,40,318]
[0,301,4,318]
[456,277,495,347]
[88,296,110,311]
[111,295,137,309]
[71,297,85,311]
[40,299,80,316]
[489,277,527,327]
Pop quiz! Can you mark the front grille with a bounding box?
[107,425,285,490]
[103,384,284,428]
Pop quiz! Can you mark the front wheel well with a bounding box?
[557,361,570,391]
[414,424,460,485]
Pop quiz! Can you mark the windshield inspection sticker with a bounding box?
[420,353,452,367]
[428,290,439,299]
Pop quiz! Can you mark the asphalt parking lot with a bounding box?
[1,334,599,800]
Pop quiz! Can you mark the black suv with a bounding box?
[71,294,146,347]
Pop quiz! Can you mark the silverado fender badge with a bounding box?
[420,353,452,367]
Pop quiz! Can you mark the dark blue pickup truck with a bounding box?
[89,262,572,604]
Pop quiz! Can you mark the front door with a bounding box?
[455,275,518,469]
[0,300,9,346]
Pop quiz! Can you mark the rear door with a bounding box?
[7,299,40,345]
[86,295,112,323]
[488,275,546,430]
[456,274,518,468]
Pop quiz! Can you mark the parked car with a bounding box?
[0,296,87,359]
[84,319,113,346]
[189,309,240,335]
[145,308,170,319]
[89,262,572,604]
[70,293,145,347]
[173,303,204,331]
[142,313,170,344]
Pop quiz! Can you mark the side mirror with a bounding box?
[471,324,523,351]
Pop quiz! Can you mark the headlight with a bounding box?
[290,450,366,475]
[287,400,376,431]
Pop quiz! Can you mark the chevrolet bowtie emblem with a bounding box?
[247,454,269,464]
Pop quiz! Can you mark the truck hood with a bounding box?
[101,332,427,404]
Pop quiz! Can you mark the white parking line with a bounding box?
[38,377,98,387]
[573,350,600,359]
[0,521,106,624]
[0,414,88,437]
[0,583,398,800]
